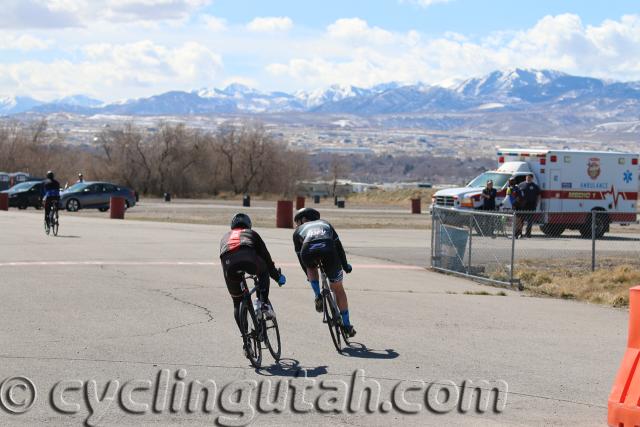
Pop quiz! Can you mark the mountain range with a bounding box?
[2,69,640,120]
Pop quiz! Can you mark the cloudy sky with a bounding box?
[1,0,640,101]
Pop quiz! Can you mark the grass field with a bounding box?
[516,258,640,307]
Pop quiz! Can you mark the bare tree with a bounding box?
[0,119,309,198]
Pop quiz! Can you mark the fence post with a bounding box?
[510,212,516,287]
[430,209,435,267]
[468,214,473,274]
[591,211,596,272]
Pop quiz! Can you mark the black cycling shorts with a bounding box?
[220,247,267,298]
[300,239,343,283]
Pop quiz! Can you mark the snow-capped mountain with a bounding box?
[453,69,567,99]
[0,96,44,115]
[55,95,103,107]
[296,84,373,109]
[3,69,640,118]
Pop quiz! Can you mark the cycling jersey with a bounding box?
[219,228,280,281]
[293,219,349,275]
[42,178,61,199]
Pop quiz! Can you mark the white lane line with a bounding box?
[0,261,424,270]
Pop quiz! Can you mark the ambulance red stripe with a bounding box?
[541,190,638,201]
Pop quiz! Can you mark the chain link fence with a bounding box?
[431,206,640,289]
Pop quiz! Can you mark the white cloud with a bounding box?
[0,0,80,29]
[0,0,212,28]
[246,16,293,32]
[202,14,227,32]
[0,34,52,50]
[267,14,640,89]
[0,40,222,100]
[104,0,211,22]
[400,0,454,8]
[327,18,394,44]
[3,12,640,99]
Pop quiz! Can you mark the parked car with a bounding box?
[60,181,136,212]
[2,180,43,209]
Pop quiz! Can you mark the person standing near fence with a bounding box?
[506,178,524,238]
[479,180,498,237]
[481,180,497,210]
[518,174,541,238]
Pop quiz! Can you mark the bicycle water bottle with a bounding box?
[253,300,261,313]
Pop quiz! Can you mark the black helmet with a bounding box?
[46,171,54,179]
[231,213,252,229]
[295,208,320,224]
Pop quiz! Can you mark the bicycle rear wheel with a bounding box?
[239,300,262,368]
[323,290,342,352]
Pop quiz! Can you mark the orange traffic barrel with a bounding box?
[0,193,8,211]
[110,196,126,219]
[276,200,293,228]
[608,286,640,426]
[411,198,422,214]
[296,196,305,210]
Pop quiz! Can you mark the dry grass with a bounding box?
[347,188,436,207]
[514,258,640,307]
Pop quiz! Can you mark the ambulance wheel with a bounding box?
[540,224,565,237]
[579,211,608,239]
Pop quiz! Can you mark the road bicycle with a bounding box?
[44,199,59,236]
[237,271,282,368]
[320,267,351,353]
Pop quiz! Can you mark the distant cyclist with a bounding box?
[219,213,286,335]
[42,171,61,226]
[293,208,356,337]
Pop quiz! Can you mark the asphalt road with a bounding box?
[0,210,628,426]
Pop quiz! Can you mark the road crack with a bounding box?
[150,288,215,332]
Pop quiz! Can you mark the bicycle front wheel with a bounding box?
[264,316,281,361]
[323,290,342,352]
[239,300,262,368]
[52,212,59,236]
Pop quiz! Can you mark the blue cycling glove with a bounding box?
[278,274,287,286]
[344,264,352,274]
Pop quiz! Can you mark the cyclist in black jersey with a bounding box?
[220,213,286,334]
[42,171,61,226]
[293,208,356,338]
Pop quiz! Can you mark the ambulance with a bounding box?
[431,148,639,237]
